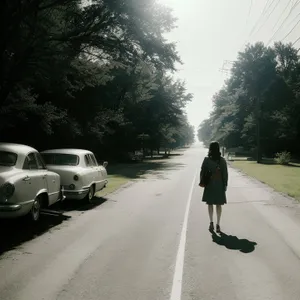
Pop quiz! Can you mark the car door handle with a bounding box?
[23,176,31,181]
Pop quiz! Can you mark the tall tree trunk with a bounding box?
[255,97,262,163]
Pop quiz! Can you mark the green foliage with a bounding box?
[275,151,291,165]
[198,42,300,157]
[0,0,193,160]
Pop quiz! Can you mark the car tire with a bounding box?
[86,185,95,203]
[29,196,41,222]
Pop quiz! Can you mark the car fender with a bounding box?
[36,188,49,205]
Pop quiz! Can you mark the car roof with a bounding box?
[0,143,37,155]
[41,149,93,155]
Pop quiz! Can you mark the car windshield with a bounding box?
[0,151,18,166]
[41,153,79,166]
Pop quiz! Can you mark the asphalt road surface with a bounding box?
[0,144,300,300]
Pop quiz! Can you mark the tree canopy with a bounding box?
[0,0,194,160]
[198,42,300,158]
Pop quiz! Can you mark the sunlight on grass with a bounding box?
[232,161,300,201]
[96,175,130,197]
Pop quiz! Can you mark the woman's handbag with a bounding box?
[199,168,212,187]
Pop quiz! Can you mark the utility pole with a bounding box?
[219,60,233,157]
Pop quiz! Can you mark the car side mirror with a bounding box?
[103,161,108,168]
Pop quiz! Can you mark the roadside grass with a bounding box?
[232,160,300,201]
[95,156,184,197]
[95,175,130,197]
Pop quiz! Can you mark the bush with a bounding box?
[275,151,291,165]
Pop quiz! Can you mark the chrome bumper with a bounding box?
[64,187,89,194]
[63,187,89,200]
[0,204,22,212]
[0,200,34,218]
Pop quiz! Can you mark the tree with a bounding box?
[198,42,300,159]
[0,0,195,161]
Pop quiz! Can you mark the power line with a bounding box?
[292,36,300,46]
[240,0,269,51]
[281,16,300,41]
[274,0,300,38]
[262,0,273,15]
[246,0,253,25]
[252,0,281,38]
[267,0,300,45]
[284,11,300,29]
[271,0,293,31]
[248,0,276,38]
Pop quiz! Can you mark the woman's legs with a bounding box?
[208,205,214,231]
[208,205,213,222]
[208,205,222,231]
[216,205,222,225]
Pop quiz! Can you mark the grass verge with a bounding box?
[96,175,130,197]
[232,160,300,201]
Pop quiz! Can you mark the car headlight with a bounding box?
[1,183,15,200]
[73,175,79,181]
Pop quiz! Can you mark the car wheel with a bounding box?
[86,185,95,203]
[30,196,41,222]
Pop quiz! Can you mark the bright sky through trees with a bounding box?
[160,0,300,128]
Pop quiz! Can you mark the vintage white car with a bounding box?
[41,149,108,202]
[0,143,64,221]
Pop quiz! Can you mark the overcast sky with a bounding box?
[160,0,300,129]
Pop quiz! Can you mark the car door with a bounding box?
[22,153,46,202]
[35,152,60,206]
[89,154,104,191]
[84,154,97,188]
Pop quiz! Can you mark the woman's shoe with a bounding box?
[209,222,214,231]
[216,224,221,233]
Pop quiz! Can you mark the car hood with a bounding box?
[0,166,23,185]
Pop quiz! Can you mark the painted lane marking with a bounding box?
[170,171,197,300]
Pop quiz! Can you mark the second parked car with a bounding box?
[41,149,108,202]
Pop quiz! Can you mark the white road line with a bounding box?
[170,171,197,300]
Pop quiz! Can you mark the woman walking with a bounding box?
[199,141,228,233]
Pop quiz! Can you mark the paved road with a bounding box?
[0,144,300,300]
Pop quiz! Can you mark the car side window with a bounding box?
[23,153,39,170]
[90,154,98,166]
[84,155,93,167]
[35,153,46,169]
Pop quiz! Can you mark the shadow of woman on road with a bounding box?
[211,231,257,253]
